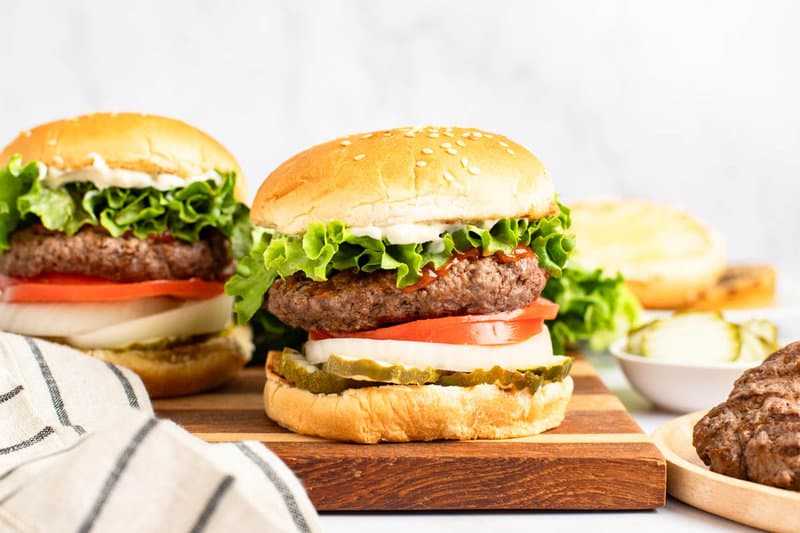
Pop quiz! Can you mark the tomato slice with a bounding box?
[0,274,224,303]
[309,298,558,345]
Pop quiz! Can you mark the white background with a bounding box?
[2,0,799,268]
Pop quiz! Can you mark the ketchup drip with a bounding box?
[402,245,535,292]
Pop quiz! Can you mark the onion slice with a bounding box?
[0,298,182,336]
[66,294,234,349]
[304,326,558,372]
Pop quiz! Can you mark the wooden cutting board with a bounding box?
[153,355,666,511]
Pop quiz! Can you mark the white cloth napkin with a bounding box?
[0,333,320,533]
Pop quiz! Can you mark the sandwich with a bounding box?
[0,113,253,397]
[227,126,576,443]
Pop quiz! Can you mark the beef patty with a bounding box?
[693,341,800,490]
[267,253,547,332]
[0,225,234,282]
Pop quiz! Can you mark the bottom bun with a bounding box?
[88,326,252,398]
[264,351,574,443]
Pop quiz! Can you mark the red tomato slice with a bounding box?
[0,274,224,302]
[309,298,558,345]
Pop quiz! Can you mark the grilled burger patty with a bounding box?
[0,225,234,282]
[693,341,800,490]
[267,253,547,333]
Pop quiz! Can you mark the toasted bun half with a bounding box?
[252,126,557,234]
[570,199,726,309]
[88,326,252,398]
[264,351,572,443]
[0,112,246,202]
[687,264,776,310]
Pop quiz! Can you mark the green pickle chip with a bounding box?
[323,355,440,385]
[276,349,370,394]
[274,349,572,395]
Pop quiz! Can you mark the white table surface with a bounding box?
[318,351,758,533]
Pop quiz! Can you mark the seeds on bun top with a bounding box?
[251,126,557,235]
[0,113,247,202]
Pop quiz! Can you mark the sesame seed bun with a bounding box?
[569,199,727,309]
[264,351,573,443]
[1,112,247,202]
[251,126,557,234]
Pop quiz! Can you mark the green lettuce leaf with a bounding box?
[0,156,249,251]
[542,265,641,353]
[0,157,39,249]
[228,205,575,324]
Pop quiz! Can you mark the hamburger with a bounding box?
[0,113,253,397]
[228,126,576,443]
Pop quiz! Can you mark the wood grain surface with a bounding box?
[653,412,800,532]
[154,356,666,511]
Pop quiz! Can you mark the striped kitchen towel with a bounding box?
[0,333,320,533]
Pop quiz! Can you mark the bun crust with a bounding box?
[264,351,573,443]
[252,126,557,234]
[687,264,776,311]
[88,326,252,398]
[1,113,247,202]
[570,199,726,309]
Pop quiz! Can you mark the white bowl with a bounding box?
[609,338,759,413]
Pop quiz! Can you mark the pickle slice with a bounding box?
[640,312,740,363]
[323,355,440,385]
[275,349,369,394]
[274,349,572,395]
[737,326,777,362]
[438,356,572,394]
[627,322,655,355]
[739,319,778,346]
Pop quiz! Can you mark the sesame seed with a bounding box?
[404,131,415,137]
[442,131,454,137]
[443,171,455,182]
[485,134,494,138]
[461,132,470,137]
[421,148,434,154]
[446,148,458,155]
[472,131,483,138]
[456,139,466,147]
[416,160,427,167]
[460,158,468,168]
[354,154,366,161]
[440,142,452,148]
[384,131,392,136]
[428,133,440,138]
[468,167,481,175]
[340,140,352,146]
[506,148,515,155]
[499,141,509,147]
[47,139,57,146]
[361,133,373,139]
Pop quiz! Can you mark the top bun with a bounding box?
[0,113,246,201]
[570,199,726,309]
[251,126,557,234]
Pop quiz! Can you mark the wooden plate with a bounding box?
[652,411,800,533]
